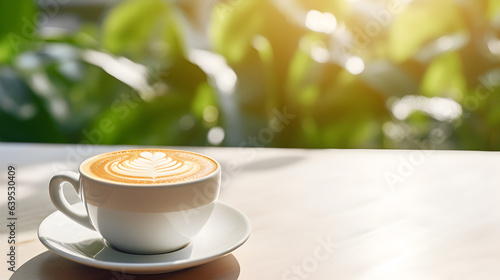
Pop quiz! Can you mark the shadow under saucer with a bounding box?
[11,251,240,280]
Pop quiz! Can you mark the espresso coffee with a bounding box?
[81,149,218,185]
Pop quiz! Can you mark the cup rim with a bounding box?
[78,148,221,187]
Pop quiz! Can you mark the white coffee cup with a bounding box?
[49,149,221,254]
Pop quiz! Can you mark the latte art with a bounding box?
[110,152,199,180]
[82,149,218,184]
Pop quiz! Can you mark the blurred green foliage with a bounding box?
[1,0,500,149]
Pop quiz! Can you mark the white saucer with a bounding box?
[38,202,251,274]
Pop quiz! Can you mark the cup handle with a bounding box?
[49,171,95,230]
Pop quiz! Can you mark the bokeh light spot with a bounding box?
[310,41,330,63]
[207,126,225,145]
[345,56,365,75]
[305,10,337,34]
[179,114,195,131]
[203,105,219,123]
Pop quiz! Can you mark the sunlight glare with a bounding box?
[82,50,153,100]
[305,10,337,34]
[190,50,237,95]
[488,38,500,56]
[345,56,365,75]
[435,36,456,52]
[207,126,225,145]
[392,95,462,122]
[311,42,330,63]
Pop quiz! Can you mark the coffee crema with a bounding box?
[82,149,218,184]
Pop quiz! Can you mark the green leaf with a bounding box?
[191,83,218,119]
[421,51,466,98]
[389,0,464,62]
[0,0,36,63]
[86,91,208,146]
[210,0,266,64]
[286,42,326,110]
[0,68,66,142]
[102,0,182,60]
[488,0,500,20]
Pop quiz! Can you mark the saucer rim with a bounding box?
[37,201,251,273]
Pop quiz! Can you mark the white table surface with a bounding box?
[2,143,500,279]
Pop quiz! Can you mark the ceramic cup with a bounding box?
[49,149,221,254]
